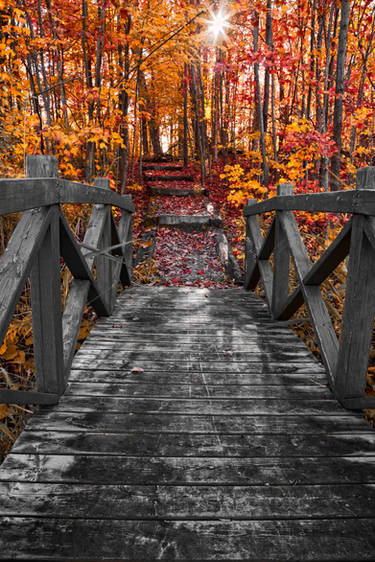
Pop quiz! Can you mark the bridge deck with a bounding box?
[1,286,375,560]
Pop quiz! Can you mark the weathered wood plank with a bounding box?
[94,179,114,313]
[65,382,331,399]
[67,369,327,386]
[1,517,375,561]
[116,211,132,286]
[58,179,134,212]
[70,359,324,373]
[2,481,375,519]
[30,206,65,395]
[243,189,357,216]
[0,389,59,405]
[0,178,57,215]
[62,279,90,374]
[87,329,307,343]
[71,350,319,367]
[53,396,343,415]
[80,340,312,353]
[0,207,52,346]
[272,185,293,318]
[22,412,371,437]
[10,430,375,458]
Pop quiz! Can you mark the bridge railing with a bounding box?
[244,167,375,410]
[0,155,134,406]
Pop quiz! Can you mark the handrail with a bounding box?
[0,155,133,406]
[243,166,375,410]
[0,178,134,216]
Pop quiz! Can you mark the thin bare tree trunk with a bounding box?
[330,0,350,191]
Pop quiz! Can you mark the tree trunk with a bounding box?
[330,0,350,191]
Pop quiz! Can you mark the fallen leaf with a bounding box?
[131,367,144,373]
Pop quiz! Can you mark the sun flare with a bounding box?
[207,9,230,40]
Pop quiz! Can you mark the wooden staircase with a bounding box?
[1,286,375,560]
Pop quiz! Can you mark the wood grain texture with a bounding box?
[1,286,374,560]
[30,206,65,395]
[0,207,52,346]
[2,517,375,561]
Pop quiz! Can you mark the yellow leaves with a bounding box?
[0,314,32,366]
[221,163,269,207]
[127,183,143,191]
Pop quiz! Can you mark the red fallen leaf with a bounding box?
[131,367,144,373]
[197,270,205,274]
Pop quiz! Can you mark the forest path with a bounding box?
[137,161,240,286]
[1,285,375,559]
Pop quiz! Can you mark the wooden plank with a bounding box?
[30,206,65,395]
[80,340,312,352]
[0,389,59,405]
[58,179,135,212]
[7,453,375,485]
[23,412,370,436]
[80,205,108,270]
[53,396,343,415]
[0,178,57,216]
[272,186,293,318]
[112,211,132,286]
[65,382,331,399]
[243,189,356,216]
[70,359,324,374]
[10,430,375,458]
[0,207,52,346]
[244,208,273,305]
[67,369,327,385]
[62,279,90,374]
[94,179,114,313]
[2,481,375,519]
[1,517,375,561]
[72,348,317,363]
[88,328,305,341]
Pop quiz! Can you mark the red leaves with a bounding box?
[152,196,210,216]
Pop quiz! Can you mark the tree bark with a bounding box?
[330,0,350,191]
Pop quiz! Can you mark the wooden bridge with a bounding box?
[0,156,375,560]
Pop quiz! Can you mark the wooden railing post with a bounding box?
[272,183,293,318]
[27,155,65,395]
[244,199,259,290]
[94,177,114,313]
[119,210,133,286]
[335,167,375,407]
